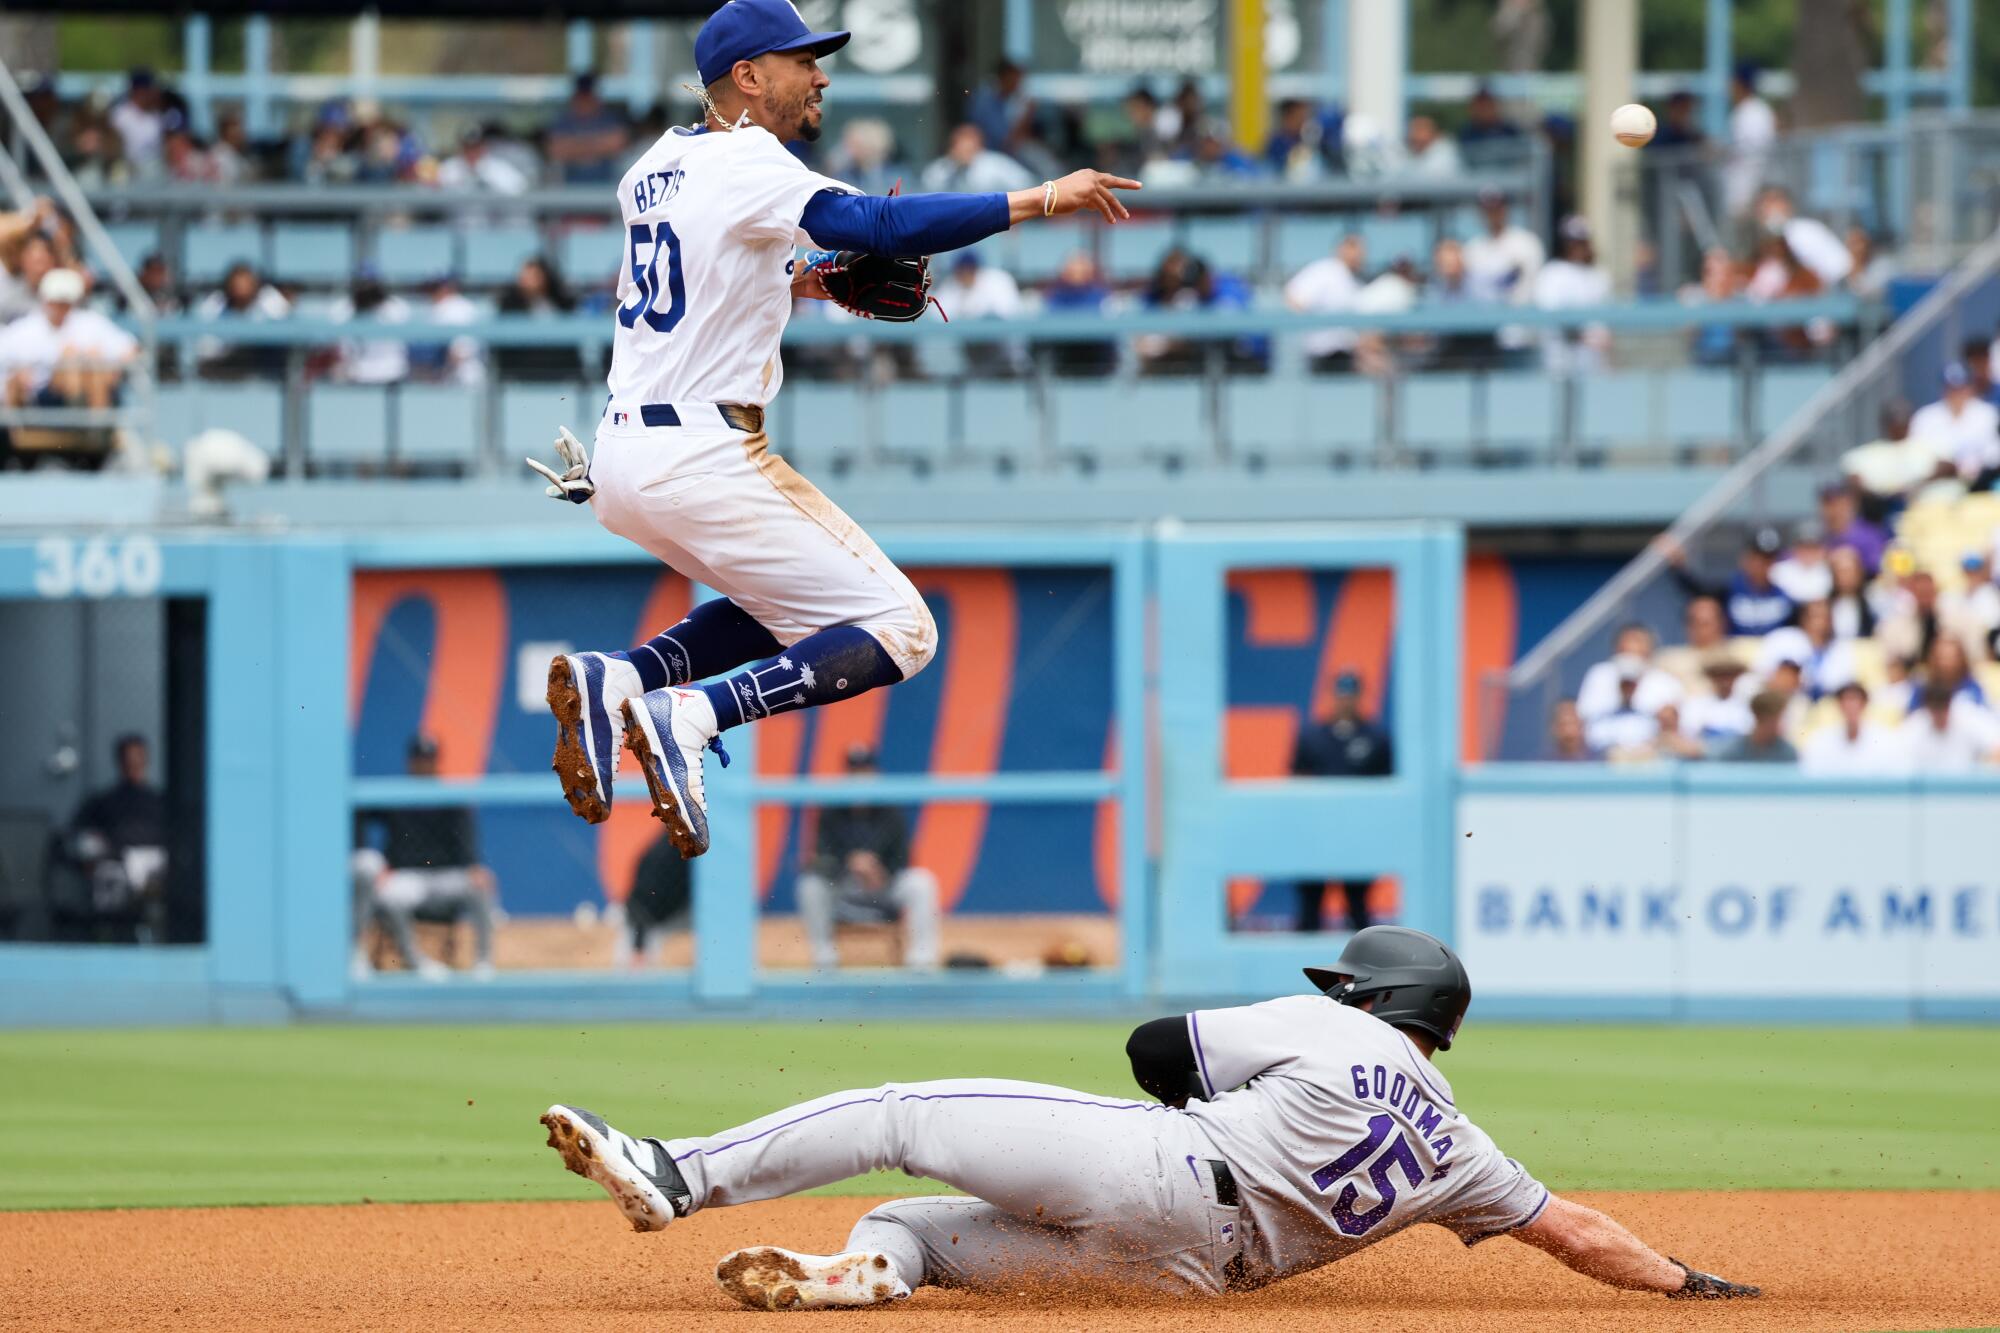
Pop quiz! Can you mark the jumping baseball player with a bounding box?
[539,926,1759,1310]
[528,0,1139,857]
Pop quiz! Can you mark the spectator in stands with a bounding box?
[617,830,691,971]
[1656,593,1737,695]
[1678,651,1755,746]
[827,118,905,197]
[1879,565,1945,668]
[1291,673,1392,930]
[1159,77,1208,157]
[0,200,63,321]
[1472,187,1544,314]
[1106,82,1165,179]
[1745,232,1835,359]
[1714,688,1797,763]
[941,252,1023,378]
[0,268,140,414]
[1585,656,1665,759]
[965,59,1047,174]
[350,734,499,981]
[1772,521,1833,604]
[1456,86,1524,163]
[1725,62,1777,220]
[1423,238,1494,366]
[1760,599,1852,700]
[796,746,940,971]
[1905,634,1985,713]
[1350,256,1423,378]
[1753,187,1852,289]
[1842,401,1953,506]
[129,252,182,319]
[330,268,411,385]
[1801,682,1904,774]
[1685,247,1747,366]
[1945,549,2000,660]
[1909,363,2000,487]
[1899,680,2000,771]
[1285,232,1366,373]
[438,126,532,195]
[495,255,580,381]
[1531,216,1611,373]
[921,123,1034,195]
[193,261,291,379]
[160,125,214,185]
[1264,98,1324,181]
[63,114,130,190]
[1038,252,1116,377]
[1137,248,1262,375]
[1820,480,1889,574]
[1542,698,1596,761]
[1843,225,1895,301]
[1404,115,1462,178]
[108,69,172,180]
[408,274,486,386]
[1826,544,1879,640]
[209,111,256,186]
[1663,528,1796,635]
[1653,91,1705,150]
[302,117,361,186]
[545,73,632,186]
[65,733,169,942]
[1179,128,1257,180]
[1577,622,1683,732]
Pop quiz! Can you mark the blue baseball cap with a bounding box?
[696,0,850,88]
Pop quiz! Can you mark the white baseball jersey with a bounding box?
[607,123,856,410]
[1183,997,1547,1284]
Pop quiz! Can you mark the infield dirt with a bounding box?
[6,1191,1997,1332]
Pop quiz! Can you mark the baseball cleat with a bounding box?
[622,687,725,859]
[540,1104,689,1233]
[546,652,642,825]
[714,1247,911,1312]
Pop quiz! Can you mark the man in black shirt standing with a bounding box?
[797,745,940,970]
[350,735,498,980]
[1288,673,1393,933]
[66,733,169,940]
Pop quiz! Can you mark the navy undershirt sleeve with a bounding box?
[798,188,1012,256]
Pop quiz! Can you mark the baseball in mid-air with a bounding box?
[1611,102,1657,147]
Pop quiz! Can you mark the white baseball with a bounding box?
[1610,103,1656,148]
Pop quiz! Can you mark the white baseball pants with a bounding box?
[661,1079,1242,1295]
[588,416,937,679]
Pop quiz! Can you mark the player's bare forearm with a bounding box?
[1512,1196,1755,1298]
[1006,169,1142,226]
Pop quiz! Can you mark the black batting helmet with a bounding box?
[1303,926,1472,1051]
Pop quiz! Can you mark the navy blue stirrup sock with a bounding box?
[701,626,903,731]
[617,599,783,692]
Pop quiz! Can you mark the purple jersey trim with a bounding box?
[1188,1012,1217,1098]
[671,1089,1165,1163]
[1401,1034,1456,1107]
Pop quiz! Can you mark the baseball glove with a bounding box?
[1664,1259,1760,1299]
[810,251,936,323]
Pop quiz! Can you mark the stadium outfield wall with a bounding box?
[1,526,1995,1027]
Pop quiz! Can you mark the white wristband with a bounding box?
[1042,180,1058,217]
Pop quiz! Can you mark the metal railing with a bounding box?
[112,298,1869,479]
[1629,111,2000,290]
[1491,224,2000,761]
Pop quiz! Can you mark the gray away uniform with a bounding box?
[657,996,1548,1295]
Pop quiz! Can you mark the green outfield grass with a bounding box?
[3,1023,1997,1210]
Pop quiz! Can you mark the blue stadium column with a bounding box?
[689,586,756,1005]
[1152,525,1462,998]
[274,542,351,1008]
[205,540,285,1016]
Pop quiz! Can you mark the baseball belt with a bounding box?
[638,402,765,433]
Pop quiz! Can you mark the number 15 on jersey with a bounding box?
[619,221,686,333]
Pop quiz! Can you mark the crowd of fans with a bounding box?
[1547,356,2000,772]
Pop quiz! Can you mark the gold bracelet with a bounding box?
[1042,180,1058,217]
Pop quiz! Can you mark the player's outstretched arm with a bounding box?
[1005,169,1142,226]
[1511,1195,1759,1299]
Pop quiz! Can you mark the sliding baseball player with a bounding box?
[528,0,1138,857]
[539,927,1759,1310]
